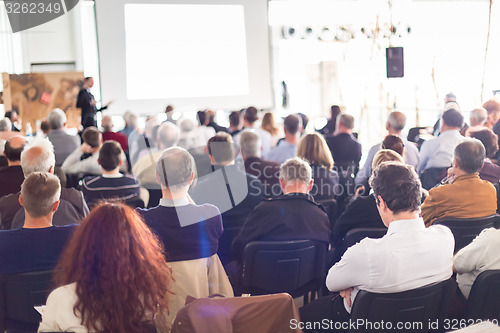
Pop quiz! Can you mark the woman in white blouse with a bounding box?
[38,202,174,333]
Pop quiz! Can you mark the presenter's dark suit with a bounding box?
[77,88,107,128]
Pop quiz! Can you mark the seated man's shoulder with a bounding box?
[0,191,20,206]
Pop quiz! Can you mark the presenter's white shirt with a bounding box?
[326,218,454,313]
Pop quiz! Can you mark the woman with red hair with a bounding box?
[38,202,173,333]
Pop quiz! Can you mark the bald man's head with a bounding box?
[387,111,406,133]
[101,115,113,132]
[20,138,56,177]
[4,136,27,162]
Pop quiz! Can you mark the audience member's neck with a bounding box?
[284,132,300,144]
[213,160,235,167]
[161,186,189,201]
[7,159,21,167]
[23,212,53,229]
[242,154,261,161]
[452,168,469,179]
[282,183,309,195]
[102,166,120,176]
[440,125,460,133]
[243,121,256,129]
[229,126,241,132]
[388,129,402,136]
[385,210,420,225]
[336,127,352,135]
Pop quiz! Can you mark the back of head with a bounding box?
[261,112,278,134]
[48,108,67,130]
[371,149,404,171]
[98,141,123,171]
[157,122,180,149]
[280,157,312,185]
[40,119,51,134]
[197,111,207,126]
[482,98,500,116]
[54,202,172,333]
[337,114,355,130]
[469,128,499,159]
[297,133,334,170]
[21,172,61,218]
[442,109,464,128]
[82,127,102,148]
[244,106,259,124]
[369,162,421,214]
[330,105,342,120]
[284,114,302,135]
[101,115,113,132]
[4,136,27,162]
[229,111,241,128]
[297,113,309,131]
[20,138,56,177]
[156,147,195,189]
[0,118,11,132]
[382,135,405,157]
[207,132,235,164]
[240,131,262,158]
[387,111,406,132]
[454,138,485,174]
[469,107,488,126]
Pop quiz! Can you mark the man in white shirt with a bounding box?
[300,162,454,332]
[418,109,464,173]
[355,111,419,188]
[454,228,500,299]
[233,107,272,156]
[265,114,302,164]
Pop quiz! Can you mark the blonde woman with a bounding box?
[297,133,339,202]
[261,112,281,147]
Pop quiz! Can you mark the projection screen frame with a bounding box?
[94,0,274,114]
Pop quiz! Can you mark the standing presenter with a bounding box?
[77,77,112,129]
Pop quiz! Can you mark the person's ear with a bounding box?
[52,200,60,213]
[155,172,162,186]
[19,195,24,207]
[385,122,390,131]
[452,158,458,169]
[97,159,101,166]
[188,172,194,185]
[48,165,54,174]
[119,159,123,167]
[308,179,314,191]
[279,178,286,191]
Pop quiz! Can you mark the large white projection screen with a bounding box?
[95,0,273,114]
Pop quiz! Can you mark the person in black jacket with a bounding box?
[231,157,330,262]
[77,77,111,129]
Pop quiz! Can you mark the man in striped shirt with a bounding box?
[81,140,140,208]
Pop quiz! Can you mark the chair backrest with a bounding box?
[0,270,55,331]
[433,214,500,253]
[420,167,447,191]
[11,200,81,229]
[494,183,500,216]
[466,270,500,321]
[217,226,242,265]
[317,198,338,234]
[350,279,456,333]
[241,240,326,297]
[343,228,387,250]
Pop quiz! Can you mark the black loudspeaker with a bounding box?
[386,47,404,78]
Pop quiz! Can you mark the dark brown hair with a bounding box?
[82,126,101,148]
[382,135,405,157]
[207,132,235,164]
[54,202,173,332]
[98,140,122,171]
[470,128,499,158]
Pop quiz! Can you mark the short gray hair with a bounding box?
[21,138,56,177]
[470,108,488,126]
[21,172,61,218]
[156,147,195,189]
[157,122,180,148]
[47,108,66,130]
[387,111,406,132]
[239,131,261,158]
[337,114,355,130]
[0,118,12,131]
[454,138,485,174]
[279,157,312,184]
